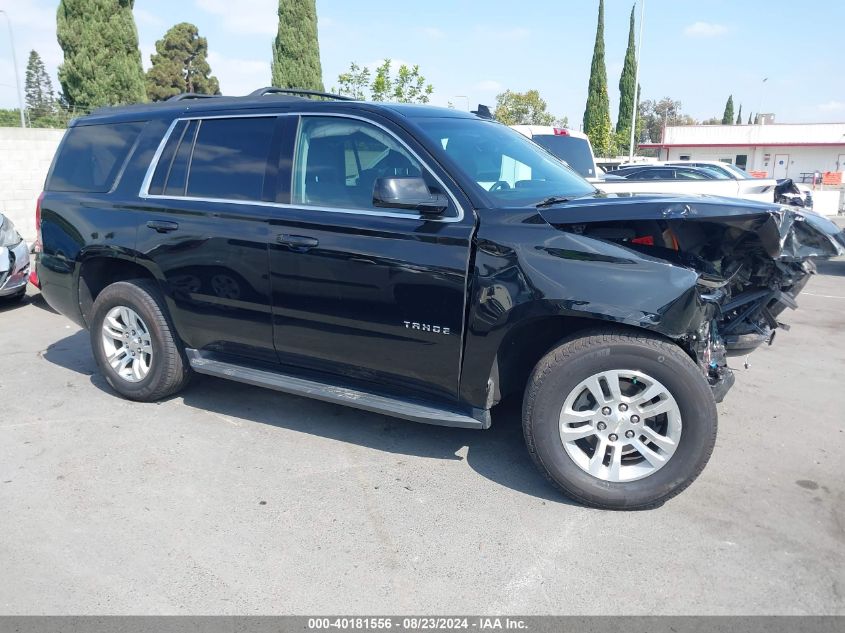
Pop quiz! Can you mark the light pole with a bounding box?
[0,9,25,128]
[756,77,768,124]
[628,0,645,162]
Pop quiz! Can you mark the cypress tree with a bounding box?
[271,0,324,91]
[146,23,220,101]
[616,5,637,141]
[25,50,56,120]
[748,112,753,124]
[583,0,613,156]
[721,95,734,125]
[57,0,147,109]
[735,104,742,125]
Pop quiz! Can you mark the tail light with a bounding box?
[33,192,44,253]
[553,128,570,136]
[29,192,44,288]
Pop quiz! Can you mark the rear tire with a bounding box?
[523,328,717,510]
[90,279,191,402]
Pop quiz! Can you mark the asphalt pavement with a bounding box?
[1,258,843,615]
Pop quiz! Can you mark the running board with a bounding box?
[185,349,489,429]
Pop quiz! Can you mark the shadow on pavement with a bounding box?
[814,258,845,278]
[27,291,60,314]
[40,329,573,505]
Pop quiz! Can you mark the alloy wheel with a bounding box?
[558,369,682,482]
[101,305,153,383]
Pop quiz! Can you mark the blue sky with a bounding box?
[1,0,843,124]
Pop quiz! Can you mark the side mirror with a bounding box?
[372,177,448,215]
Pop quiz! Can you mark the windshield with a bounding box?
[693,166,731,180]
[531,134,597,178]
[414,118,596,206]
[721,163,753,179]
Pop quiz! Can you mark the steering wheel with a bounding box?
[489,180,512,192]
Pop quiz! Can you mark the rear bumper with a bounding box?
[0,240,29,296]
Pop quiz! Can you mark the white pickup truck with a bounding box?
[511,125,776,203]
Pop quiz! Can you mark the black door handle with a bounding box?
[146,220,179,233]
[277,234,319,250]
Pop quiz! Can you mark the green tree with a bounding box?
[335,62,371,100]
[362,60,433,103]
[638,97,695,143]
[56,0,147,109]
[393,64,433,103]
[735,104,742,125]
[494,89,560,126]
[721,95,734,125]
[370,59,392,101]
[271,0,324,91]
[0,110,24,126]
[25,50,56,120]
[615,4,637,152]
[748,112,753,124]
[145,23,220,101]
[583,0,613,156]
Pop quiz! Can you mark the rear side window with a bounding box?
[148,116,276,201]
[48,122,146,192]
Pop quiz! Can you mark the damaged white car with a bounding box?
[0,214,29,303]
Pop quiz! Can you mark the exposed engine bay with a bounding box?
[552,201,845,401]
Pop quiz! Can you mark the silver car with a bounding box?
[0,214,29,303]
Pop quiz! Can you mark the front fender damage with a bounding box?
[541,198,844,402]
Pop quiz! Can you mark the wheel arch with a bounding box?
[77,252,161,326]
[482,315,687,409]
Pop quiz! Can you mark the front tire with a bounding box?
[523,329,717,510]
[90,279,191,402]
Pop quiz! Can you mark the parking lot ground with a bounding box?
[1,259,844,615]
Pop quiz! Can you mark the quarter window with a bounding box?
[49,121,146,193]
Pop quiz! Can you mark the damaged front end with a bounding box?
[540,195,845,401]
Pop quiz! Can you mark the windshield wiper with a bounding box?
[535,195,572,208]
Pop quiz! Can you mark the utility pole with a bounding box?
[0,10,26,128]
[628,0,645,162]
[757,77,768,124]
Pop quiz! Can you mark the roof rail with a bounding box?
[248,87,355,101]
[166,93,221,102]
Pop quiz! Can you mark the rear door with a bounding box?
[267,113,475,404]
[136,115,283,364]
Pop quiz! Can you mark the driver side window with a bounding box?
[292,117,434,211]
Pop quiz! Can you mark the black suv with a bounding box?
[35,88,844,509]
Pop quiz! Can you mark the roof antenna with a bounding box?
[471,104,493,120]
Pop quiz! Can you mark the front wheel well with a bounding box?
[78,257,157,325]
[492,317,684,404]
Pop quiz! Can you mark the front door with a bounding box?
[773,154,790,179]
[268,114,474,405]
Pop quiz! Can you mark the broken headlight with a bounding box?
[0,216,22,248]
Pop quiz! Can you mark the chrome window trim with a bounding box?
[138,111,465,223]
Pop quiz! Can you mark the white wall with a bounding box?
[663,122,845,145]
[666,145,845,179]
[0,127,66,242]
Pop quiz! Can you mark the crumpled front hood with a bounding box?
[538,192,845,260]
